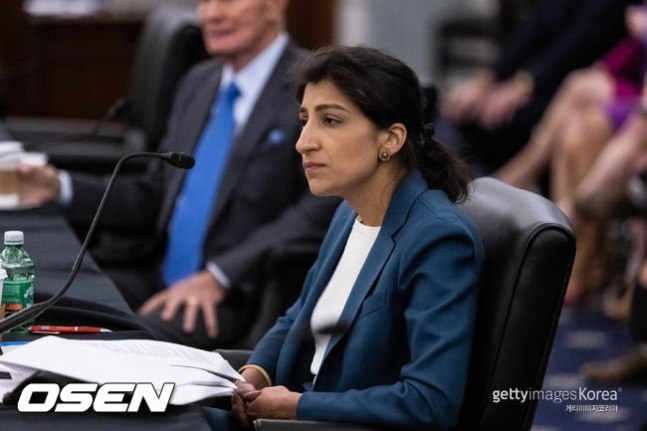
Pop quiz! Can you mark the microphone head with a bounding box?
[163,152,195,169]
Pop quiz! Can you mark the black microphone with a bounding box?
[0,151,194,334]
[162,151,195,169]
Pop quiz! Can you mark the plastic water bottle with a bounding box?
[0,231,35,332]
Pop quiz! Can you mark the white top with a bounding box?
[310,217,380,376]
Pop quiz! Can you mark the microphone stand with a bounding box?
[0,151,194,334]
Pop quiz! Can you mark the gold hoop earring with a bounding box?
[379,150,391,162]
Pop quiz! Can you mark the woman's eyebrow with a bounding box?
[314,103,351,113]
[299,104,351,114]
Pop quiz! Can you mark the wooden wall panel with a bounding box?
[0,1,336,119]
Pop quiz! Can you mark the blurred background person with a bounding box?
[18,0,340,350]
[438,0,640,176]
[493,3,646,306]
[576,105,647,380]
[557,78,647,309]
[494,3,646,193]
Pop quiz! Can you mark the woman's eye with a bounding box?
[323,117,339,126]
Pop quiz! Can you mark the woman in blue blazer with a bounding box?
[205,45,484,431]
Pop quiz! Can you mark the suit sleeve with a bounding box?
[63,63,205,231]
[65,168,162,232]
[209,190,339,288]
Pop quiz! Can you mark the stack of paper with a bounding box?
[0,336,242,405]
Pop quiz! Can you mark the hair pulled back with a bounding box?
[291,45,470,202]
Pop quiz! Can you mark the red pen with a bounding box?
[28,325,112,334]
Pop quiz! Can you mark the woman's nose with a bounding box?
[295,124,315,154]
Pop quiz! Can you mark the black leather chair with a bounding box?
[219,177,575,431]
[8,4,207,173]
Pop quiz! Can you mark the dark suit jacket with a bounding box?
[66,41,339,291]
[248,170,484,431]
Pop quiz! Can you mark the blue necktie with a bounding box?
[163,82,240,286]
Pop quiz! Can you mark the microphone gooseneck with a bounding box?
[0,151,194,334]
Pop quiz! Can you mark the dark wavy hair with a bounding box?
[290,45,470,203]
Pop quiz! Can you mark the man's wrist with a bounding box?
[57,170,73,206]
[206,261,231,289]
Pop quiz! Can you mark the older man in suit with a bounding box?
[18,0,339,350]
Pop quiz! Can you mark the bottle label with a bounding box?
[2,279,34,312]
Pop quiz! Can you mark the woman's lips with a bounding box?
[303,161,325,173]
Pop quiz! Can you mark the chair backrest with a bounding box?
[127,4,207,151]
[454,177,575,431]
[220,177,575,431]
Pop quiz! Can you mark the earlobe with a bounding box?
[378,150,391,162]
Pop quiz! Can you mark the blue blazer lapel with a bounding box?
[276,171,428,383]
[275,209,354,385]
[321,227,396,362]
[320,171,428,365]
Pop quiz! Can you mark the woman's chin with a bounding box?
[308,184,335,198]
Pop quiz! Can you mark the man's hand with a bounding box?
[18,164,61,206]
[138,270,225,338]
[243,386,301,421]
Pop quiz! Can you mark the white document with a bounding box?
[0,363,36,399]
[0,336,244,405]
